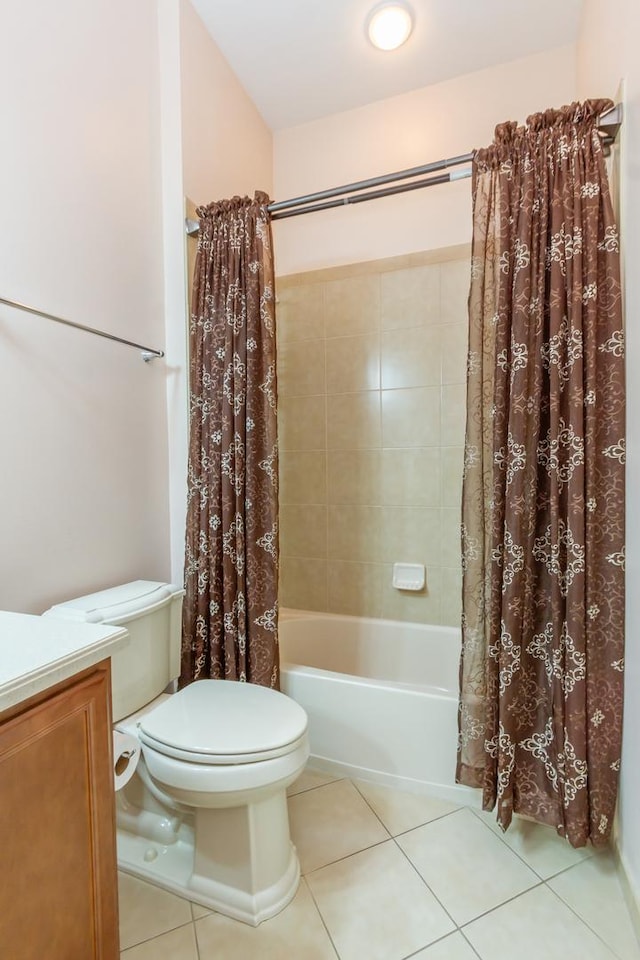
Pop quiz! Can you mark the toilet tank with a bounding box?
[44,581,184,722]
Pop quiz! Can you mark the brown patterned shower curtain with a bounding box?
[181,192,280,689]
[457,101,625,847]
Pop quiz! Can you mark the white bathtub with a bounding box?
[279,610,476,804]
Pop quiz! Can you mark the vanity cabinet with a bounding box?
[0,660,119,960]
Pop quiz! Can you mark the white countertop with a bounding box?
[0,611,128,714]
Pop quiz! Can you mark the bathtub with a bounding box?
[279,610,476,804]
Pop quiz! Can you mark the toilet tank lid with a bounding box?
[43,581,184,625]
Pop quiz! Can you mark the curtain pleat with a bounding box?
[457,101,625,847]
[181,192,279,689]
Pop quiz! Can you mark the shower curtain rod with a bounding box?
[184,103,622,233]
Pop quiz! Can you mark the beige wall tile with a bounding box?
[280,557,328,612]
[277,244,470,288]
[324,274,380,338]
[440,259,471,325]
[381,327,441,390]
[441,447,464,509]
[441,384,467,445]
[280,504,327,558]
[326,334,380,394]
[381,388,440,447]
[327,393,381,449]
[328,504,382,562]
[381,264,440,329]
[327,562,384,618]
[280,452,327,504]
[276,282,324,342]
[381,448,441,507]
[441,566,463,627]
[328,450,382,505]
[278,339,325,397]
[440,322,468,385]
[380,565,442,624]
[381,507,441,566]
[441,508,462,568]
[279,396,326,451]
[277,250,471,630]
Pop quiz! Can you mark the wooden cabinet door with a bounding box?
[0,663,119,960]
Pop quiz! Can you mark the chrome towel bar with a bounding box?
[0,296,164,361]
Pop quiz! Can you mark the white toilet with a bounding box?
[44,580,309,926]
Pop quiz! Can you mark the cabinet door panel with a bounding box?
[0,666,118,960]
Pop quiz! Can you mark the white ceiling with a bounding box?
[190,0,584,131]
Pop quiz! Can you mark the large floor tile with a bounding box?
[306,839,454,960]
[195,879,337,960]
[120,922,198,959]
[472,807,592,878]
[354,779,461,836]
[397,808,539,925]
[410,932,480,959]
[464,885,618,960]
[548,852,640,959]
[288,778,389,873]
[118,873,193,951]
[287,767,342,797]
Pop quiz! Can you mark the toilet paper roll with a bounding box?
[113,731,141,792]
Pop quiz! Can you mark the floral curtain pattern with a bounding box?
[181,193,279,689]
[457,101,625,847]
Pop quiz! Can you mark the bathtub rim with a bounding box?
[278,606,462,698]
[279,606,461,641]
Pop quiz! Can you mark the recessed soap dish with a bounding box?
[392,563,426,591]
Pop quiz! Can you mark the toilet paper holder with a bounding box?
[113,731,141,791]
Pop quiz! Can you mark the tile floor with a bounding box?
[118,767,640,959]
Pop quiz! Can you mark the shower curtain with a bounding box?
[181,192,280,689]
[457,101,625,847]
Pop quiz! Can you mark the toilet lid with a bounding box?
[137,680,308,764]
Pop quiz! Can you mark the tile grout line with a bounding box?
[301,876,342,960]
[467,806,559,882]
[350,783,550,940]
[457,878,546,931]
[287,774,343,798]
[468,805,601,888]
[458,927,484,959]
[193,915,202,960]
[302,834,393,878]
[390,832,461,934]
[387,810,548,937]
[350,777,464,836]
[542,881,625,959]
[120,917,195,955]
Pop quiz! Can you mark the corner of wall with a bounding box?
[157,0,190,587]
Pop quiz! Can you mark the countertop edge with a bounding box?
[0,626,129,715]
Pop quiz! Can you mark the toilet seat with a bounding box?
[136,679,308,765]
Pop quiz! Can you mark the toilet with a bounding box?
[44,580,309,926]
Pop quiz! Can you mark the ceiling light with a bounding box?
[367,3,414,51]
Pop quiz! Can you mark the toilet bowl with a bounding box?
[44,581,309,926]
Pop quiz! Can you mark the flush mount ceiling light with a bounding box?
[367,2,414,51]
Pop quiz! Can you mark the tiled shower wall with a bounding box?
[276,246,470,626]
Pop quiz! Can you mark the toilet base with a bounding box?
[116,793,302,926]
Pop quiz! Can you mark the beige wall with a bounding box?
[1,0,171,613]
[578,0,640,914]
[180,0,273,206]
[273,46,576,276]
[277,247,469,625]
[0,0,275,614]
